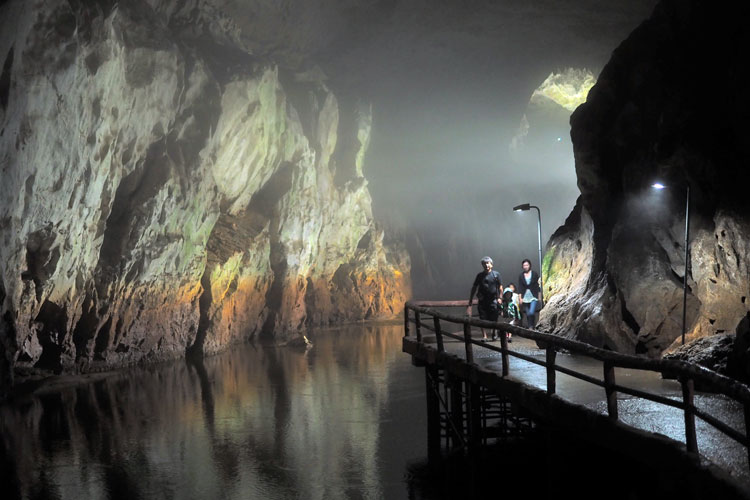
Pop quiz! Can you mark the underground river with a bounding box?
[1,324,427,499]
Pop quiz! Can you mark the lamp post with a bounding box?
[513,203,544,302]
[652,182,690,345]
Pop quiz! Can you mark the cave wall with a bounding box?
[541,0,750,356]
[0,0,410,387]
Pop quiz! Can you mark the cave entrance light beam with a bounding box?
[652,181,690,345]
[512,203,544,303]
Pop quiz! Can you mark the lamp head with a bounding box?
[513,203,531,212]
[651,182,666,190]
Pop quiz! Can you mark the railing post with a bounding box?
[433,316,444,352]
[467,382,482,452]
[681,377,698,455]
[404,306,410,337]
[603,362,618,420]
[744,402,750,472]
[449,375,465,450]
[463,322,474,364]
[499,326,509,377]
[415,310,422,343]
[546,346,556,394]
[425,366,441,463]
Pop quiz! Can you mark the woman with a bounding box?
[517,259,542,330]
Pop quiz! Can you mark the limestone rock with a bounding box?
[0,0,410,389]
[510,68,596,159]
[539,0,750,356]
[664,313,750,385]
[662,333,738,391]
[663,334,734,376]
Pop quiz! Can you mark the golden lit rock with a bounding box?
[531,69,596,111]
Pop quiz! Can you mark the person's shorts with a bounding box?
[477,301,499,322]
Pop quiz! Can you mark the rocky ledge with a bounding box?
[664,313,750,388]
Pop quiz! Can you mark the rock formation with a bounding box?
[0,0,410,391]
[541,0,750,356]
[510,68,596,160]
[664,313,750,387]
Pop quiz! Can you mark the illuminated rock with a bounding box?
[0,0,410,387]
[540,0,750,356]
[510,68,596,160]
[541,202,637,352]
[531,69,597,112]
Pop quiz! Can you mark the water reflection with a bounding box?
[0,323,426,500]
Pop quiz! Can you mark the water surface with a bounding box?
[1,324,427,500]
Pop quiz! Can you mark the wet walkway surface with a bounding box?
[434,330,750,484]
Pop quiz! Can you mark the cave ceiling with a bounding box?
[155,0,657,95]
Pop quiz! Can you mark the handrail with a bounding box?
[404,299,750,470]
[406,300,750,402]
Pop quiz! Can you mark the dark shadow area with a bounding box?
[33,301,68,373]
[0,46,13,112]
[407,430,744,500]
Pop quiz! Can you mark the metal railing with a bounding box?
[404,299,750,469]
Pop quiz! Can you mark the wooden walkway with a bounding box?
[403,300,750,498]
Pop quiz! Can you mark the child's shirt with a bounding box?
[501,301,521,320]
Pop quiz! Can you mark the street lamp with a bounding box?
[651,181,690,345]
[513,203,544,302]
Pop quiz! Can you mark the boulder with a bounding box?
[664,312,750,386]
[663,334,733,376]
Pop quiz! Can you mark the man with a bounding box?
[517,258,542,330]
[467,256,503,341]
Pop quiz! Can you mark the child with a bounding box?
[507,283,522,320]
[500,289,521,342]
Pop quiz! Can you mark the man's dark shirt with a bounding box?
[472,270,502,304]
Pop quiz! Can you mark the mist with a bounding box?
[316,0,659,297]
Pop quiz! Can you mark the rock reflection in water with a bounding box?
[0,324,426,500]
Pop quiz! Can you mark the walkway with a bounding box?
[403,300,750,497]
